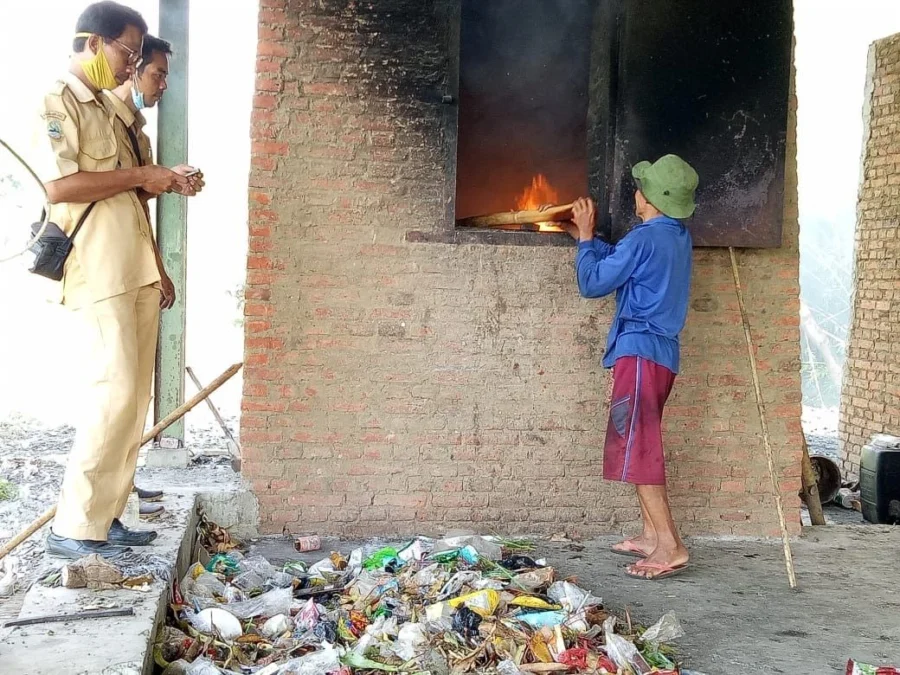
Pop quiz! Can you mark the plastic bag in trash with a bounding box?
[517,611,568,629]
[261,613,294,638]
[189,608,242,640]
[314,618,339,643]
[298,598,320,630]
[267,571,297,589]
[397,538,429,562]
[394,622,427,661]
[222,584,244,603]
[412,563,444,587]
[496,660,524,675]
[257,644,342,675]
[452,606,482,639]
[238,555,276,579]
[641,612,685,644]
[498,555,538,571]
[437,571,481,599]
[161,660,192,675]
[432,535,502,561]
[604,616,652,675]
[232,570,266,592]
[193,572,226,597]
[185,658,224,675]
[547,580,602,611]
[846,660,900,675]
[196,586,293,619]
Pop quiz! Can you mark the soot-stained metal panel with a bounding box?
[610,0,793,247]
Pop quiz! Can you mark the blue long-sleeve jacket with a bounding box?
[575,215,692,373]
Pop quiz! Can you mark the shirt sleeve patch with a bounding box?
[47,121,64,140]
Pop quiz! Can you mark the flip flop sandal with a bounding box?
[610,540,649,558]
[625,560,690,580]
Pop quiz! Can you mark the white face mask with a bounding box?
[131,79,146,110]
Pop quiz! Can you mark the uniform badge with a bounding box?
[47,121,63,140]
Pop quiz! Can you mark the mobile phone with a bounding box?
[183,167,200,177]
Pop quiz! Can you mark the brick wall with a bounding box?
[242,0,803,538]
[840,34,900,477]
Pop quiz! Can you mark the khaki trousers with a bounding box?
[54,285,160,541]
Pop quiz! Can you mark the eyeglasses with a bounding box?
[109,38,142,66]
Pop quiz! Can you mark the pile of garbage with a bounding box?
[158,531,693,674]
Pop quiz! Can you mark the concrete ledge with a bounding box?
[0,483,254,675]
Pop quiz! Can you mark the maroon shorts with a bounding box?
[603,356,676,485]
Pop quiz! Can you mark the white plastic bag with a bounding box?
[261,613,295,638]
[394,622,427,660]
[185,658,224,675]
[196,586,292,619]
[189,608,242,640]
[604,616,652,675]
[496,660,524,675]
[547,581,601,611]
[641,611,684,644]
[267,643,341,674]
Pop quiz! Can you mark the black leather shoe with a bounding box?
[107,518,158,546]
[134,486,164,502]
[46,532,131,560]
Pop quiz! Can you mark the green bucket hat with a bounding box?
[631,154,699,219]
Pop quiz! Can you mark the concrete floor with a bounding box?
[252,525,900,674]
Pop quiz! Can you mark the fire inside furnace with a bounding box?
[454,0,593,233]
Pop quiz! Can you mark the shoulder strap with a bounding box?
[70,202,97,241]
[125,125,145,168]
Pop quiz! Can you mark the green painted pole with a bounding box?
[154,0,189,447]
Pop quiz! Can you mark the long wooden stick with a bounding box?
[800,435,826,525]
[3,607,133,628]
[146,362,243,441]
[456,202,574,228]
[728,247,797,589]
[0,362,243,563]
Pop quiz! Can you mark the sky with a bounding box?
[1,0,900,422]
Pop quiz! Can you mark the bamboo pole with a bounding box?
[456,202,574,228]
[800,435,827,525]
[728,247,797,589]
[0,362,243,563]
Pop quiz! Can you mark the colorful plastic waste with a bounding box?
[160,520,697,674]
[846,660,900,675]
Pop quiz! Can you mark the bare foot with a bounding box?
[626,544,689,579]
[612,535,656,557]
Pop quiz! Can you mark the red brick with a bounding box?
[253,94,276,110]
[252,141,289,156]
[257,40,290,58]
[247,256,273,270]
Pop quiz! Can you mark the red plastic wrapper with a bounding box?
[597,655,618,673]
[559,648,589,669]
[846,659,900,675]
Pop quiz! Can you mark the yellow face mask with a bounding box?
[75,33,119,90]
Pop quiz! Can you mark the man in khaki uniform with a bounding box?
[36,1,191,560]
[104,34,205,520]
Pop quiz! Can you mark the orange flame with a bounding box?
[515,174,563,232]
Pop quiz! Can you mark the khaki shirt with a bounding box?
[34,73,159,308]
[101,91,155,227]
[101,91,153,168]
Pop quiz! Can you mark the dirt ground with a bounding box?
[251,526,900,675]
